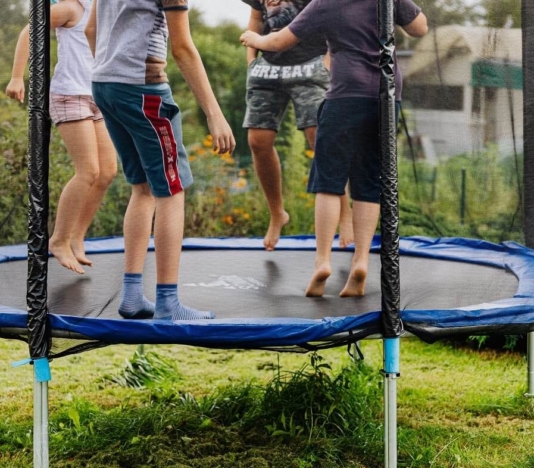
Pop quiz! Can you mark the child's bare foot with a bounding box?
[340,265,367,297]
[71,240,93,267]
[49,238,85,274]
[338,218,354,249]
[264,211,290,251]
[305,263,332,297]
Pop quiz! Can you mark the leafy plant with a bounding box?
[108,350,181,389]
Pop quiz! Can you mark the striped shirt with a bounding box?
[92,0,188,84]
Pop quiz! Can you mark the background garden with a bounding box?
[0,1,532,467]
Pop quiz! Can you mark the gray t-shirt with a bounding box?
[92,0,189,85]
[289,0,421,100]
[242,0,327,65]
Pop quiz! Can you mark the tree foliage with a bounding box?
[416,0,484,27]
[481,0,521,28]
[414,0,521,28]
[0,0,27,26]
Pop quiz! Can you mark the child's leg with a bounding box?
[339,186,354,249]
[153,192,183,285]
[305,192,341,297]
[152,192,213,320]
[248,128,290,252]
[50,119,100,274]
[70,120,117,266]
[118,182,156,318]
[304,127,353,249]
[124,182,155,274]
[340,200,380,297]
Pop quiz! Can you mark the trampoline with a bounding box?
[1,235,534,353]
[3,0,534,467]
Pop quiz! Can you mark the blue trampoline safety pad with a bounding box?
[0,236,534,349]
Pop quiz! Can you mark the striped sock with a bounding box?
[154,284,215,321]
[118,273,155,319]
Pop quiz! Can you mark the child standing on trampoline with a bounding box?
[241,0,354,252]
[241,0,427,297]
[6,0,117,275]
[86,0,235,321]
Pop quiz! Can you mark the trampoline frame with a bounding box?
[8,1,534,467]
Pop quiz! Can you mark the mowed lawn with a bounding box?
[1,336,533,467]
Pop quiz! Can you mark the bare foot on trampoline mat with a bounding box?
[338,218,354,249]
[71,240,93,267]
[305,264,332,297]
[49,239,85,274]
[340,266,367,297]
[264,211,290,251]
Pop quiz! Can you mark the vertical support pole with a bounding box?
[28,0,52,465]
[523,1,534,247]
[378,0,401,340]
[526,333,534,397]
[460,168,466,225]
[378,0,401,465]
[522,0,534,397]
[34,381,49,468]
[33,358,51,468]
[383,338,400,468]
[431,166,438,202]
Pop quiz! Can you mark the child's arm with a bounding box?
[85,0,98,57]
[166,9,235,155]
[401,12,428,38]
[240,27,300,53]
[5,2,82,103]
[246,8,263,65]
[6,25,30,102]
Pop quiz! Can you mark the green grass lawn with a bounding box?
[0,337,533,467]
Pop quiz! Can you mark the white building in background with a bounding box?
[403,25,523,162]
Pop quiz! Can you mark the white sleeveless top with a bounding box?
[50,0,93,96]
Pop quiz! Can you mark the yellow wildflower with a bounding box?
[202,135,214,148]
[231,177,248,191]
[222,215,234,225]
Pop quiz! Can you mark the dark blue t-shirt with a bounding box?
[289,0,422,100]
[242,0,327,65]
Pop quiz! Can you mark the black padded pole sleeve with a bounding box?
[27,0,51,359]
[378,0,402,337]
[523,0,534,248]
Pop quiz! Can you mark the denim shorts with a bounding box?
[307,97,399,203]
[243,55,329,131]
[92,82,193,197]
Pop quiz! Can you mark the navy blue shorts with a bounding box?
[92,82,193,197]
[307,97,399,203]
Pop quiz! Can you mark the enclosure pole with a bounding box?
[522,0,534,397]
[523,1,534,247]
[460,168,466,225]
[383,338,400,468]
[28,0,52,465]
[378,0,401,464]
[526,333,534,397]
[33,379,49,468]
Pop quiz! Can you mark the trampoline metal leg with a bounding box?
[384,373,398,468]
[383,338,400,468]
[526,333,534,397]
[34,380,49,468]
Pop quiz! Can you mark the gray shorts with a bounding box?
[243,55,329,131]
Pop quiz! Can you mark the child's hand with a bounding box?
[6,78,25,103]
[240,31,262,49]
[207,116,236,155]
